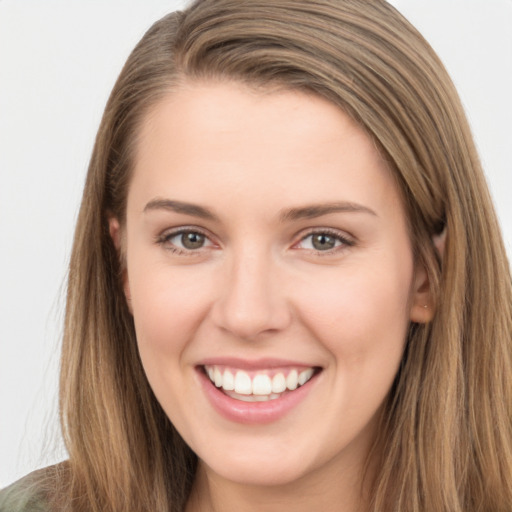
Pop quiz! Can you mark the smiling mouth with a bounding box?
[203,365,319,402]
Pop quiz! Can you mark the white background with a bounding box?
[1,0,511,488]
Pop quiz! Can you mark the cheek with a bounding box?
[126,264,218,425]
[293,259,413,439]
[128,263,214,358]
[295,254,413,368]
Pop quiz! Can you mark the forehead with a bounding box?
[129,80,402,222]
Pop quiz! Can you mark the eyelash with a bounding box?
[155,227,213,256]
[155,227,355,256]
[295,228,355,255]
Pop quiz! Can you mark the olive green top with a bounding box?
[0,470,52,512]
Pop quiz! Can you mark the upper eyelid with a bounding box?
[294,227,355,243]
[157,226,217,248]
[160,225,212,239]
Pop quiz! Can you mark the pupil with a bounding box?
[182,232,205,249]
[312,234,335,250]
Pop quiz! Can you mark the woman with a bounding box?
[1,0,511,511]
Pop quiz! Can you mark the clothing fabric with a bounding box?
[0,470,52,512]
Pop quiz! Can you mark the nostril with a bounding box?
[211,300,291,340]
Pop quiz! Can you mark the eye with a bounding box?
[295,230,353,252]
[157,228,214,253]
[176,231,207,250]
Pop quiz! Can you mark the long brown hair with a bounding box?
[52,1,512,510]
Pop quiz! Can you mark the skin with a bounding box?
[110,81,433,512]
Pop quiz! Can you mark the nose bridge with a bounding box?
[213,243,290,339]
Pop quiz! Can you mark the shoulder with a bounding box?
[0,466,61,512]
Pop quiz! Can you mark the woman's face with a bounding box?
[114,81,431,489]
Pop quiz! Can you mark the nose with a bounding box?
[211,247,292,340]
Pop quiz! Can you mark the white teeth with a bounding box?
[214,367,223,387]
[205,365,316,399]
[271,373,287,393]
[223,370,235,391]
[298,368,314,386]
[252,374,272,395]
[234,371,252,395]
[286,369,298,390]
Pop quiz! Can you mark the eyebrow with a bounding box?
[143,198,377,222]
[143,199,219,221]
[279,202,377,222]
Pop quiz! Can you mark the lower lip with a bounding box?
[197,368,318,425]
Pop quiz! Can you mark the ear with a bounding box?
[108,217,132,313]
[432,226,447,260]
[409,263,434,323]
[109,216,122,251]
[409,228,447,323]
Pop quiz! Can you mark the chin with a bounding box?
[191,432,329,488]
[204,455,310,488]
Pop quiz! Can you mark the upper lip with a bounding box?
[197,357,320,371]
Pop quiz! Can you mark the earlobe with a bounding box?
[108,217,133,313]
